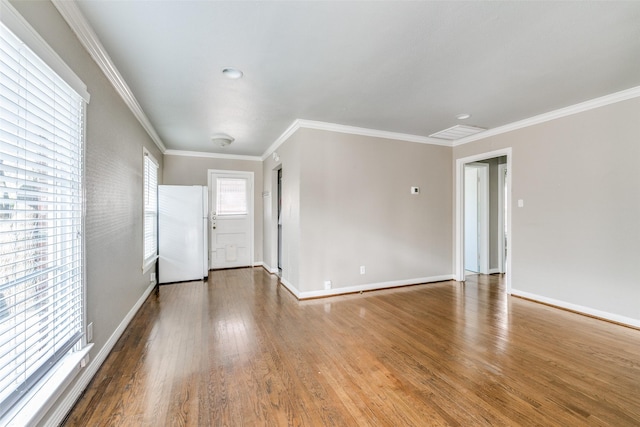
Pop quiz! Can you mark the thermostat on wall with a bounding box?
[411,187,420,194]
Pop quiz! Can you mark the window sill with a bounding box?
[1,344,93,427]
[142,256,158,275]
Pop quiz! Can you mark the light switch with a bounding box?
[411,187,420,194]
[518,199,524,208]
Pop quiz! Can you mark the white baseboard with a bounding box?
[279,277,300,299]
[252,261,264,268]
[44,281,157,426]
[511,289,640,329]
[290,275,454,300]
[257,262,279,275]
[488,268,502,274]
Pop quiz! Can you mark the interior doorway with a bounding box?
[277,168,282,274]
[464,163,489,275]
[455,148,512,293]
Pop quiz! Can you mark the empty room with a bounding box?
[1,1,640,426]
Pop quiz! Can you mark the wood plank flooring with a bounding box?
[63,269,640,426]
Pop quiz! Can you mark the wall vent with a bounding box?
[429,124,487,140]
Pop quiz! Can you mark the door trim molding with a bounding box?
[207,169,255,269]
[498,163,507,274]
[455,148,512,293]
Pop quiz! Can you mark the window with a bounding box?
[142,149,158,271]
[216,177,247,215]
[0,16,86,420]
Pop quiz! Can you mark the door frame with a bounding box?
[464,162,490,275]
[266,166,281,275]
[498,163,507,274]
[207,169,255,269]
[455,148,512,293]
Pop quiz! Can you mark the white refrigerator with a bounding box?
[158,185,208,284]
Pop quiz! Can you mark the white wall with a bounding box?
[454,97,640,324]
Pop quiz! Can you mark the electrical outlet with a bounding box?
[324,280,332,290]
[360,266,365,275]
[87,322,93,342]
[150,272,156,283]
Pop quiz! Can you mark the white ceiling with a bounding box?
[72,1,640,156]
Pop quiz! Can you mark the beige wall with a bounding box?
[9,1,164,424]
[264,128,453,294]
[454,97,640,323]
[163,154,264,263]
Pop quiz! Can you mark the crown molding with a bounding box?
[165,150,262,162]
[261,119,450,160]
[261,120,302,161]
[52,0,167,153]
[299,120,450,146]
[453,85,640,146]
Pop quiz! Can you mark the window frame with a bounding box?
[0,1,90,424]
[142,147,158,273]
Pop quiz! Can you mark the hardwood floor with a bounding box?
[63,269,640,426]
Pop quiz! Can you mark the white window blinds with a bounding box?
[143,150,158,268]
[216,177,247,215]
[0,20,84,418]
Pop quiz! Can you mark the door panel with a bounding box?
[209,172,253,269]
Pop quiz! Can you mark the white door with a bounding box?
[208,171,254,269]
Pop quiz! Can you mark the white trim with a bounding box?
[52,0,166,153]
[261,120,304,161]
[2,344,92,427]
[261,86,640,160]
[279,277,300,299]
[511,289,640,329]
[42,282,156,426]
[297,275,455,300]
[165,149,262,162]
[453,85,640,147]
[1,0,89,102]
[142,255,158,275]
[298,119,450,146]
[254,262,278,275]
[261,119,451,160]
[497,163,507,274]
[488,268,501,274]
[455,148,512,295]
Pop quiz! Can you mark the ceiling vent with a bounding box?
[429,124,486,140]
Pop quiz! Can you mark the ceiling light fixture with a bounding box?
[222,67,243,79]
[211,133,234,147]
[456,113,471,120]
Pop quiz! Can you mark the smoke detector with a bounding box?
[211,133,234,147]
